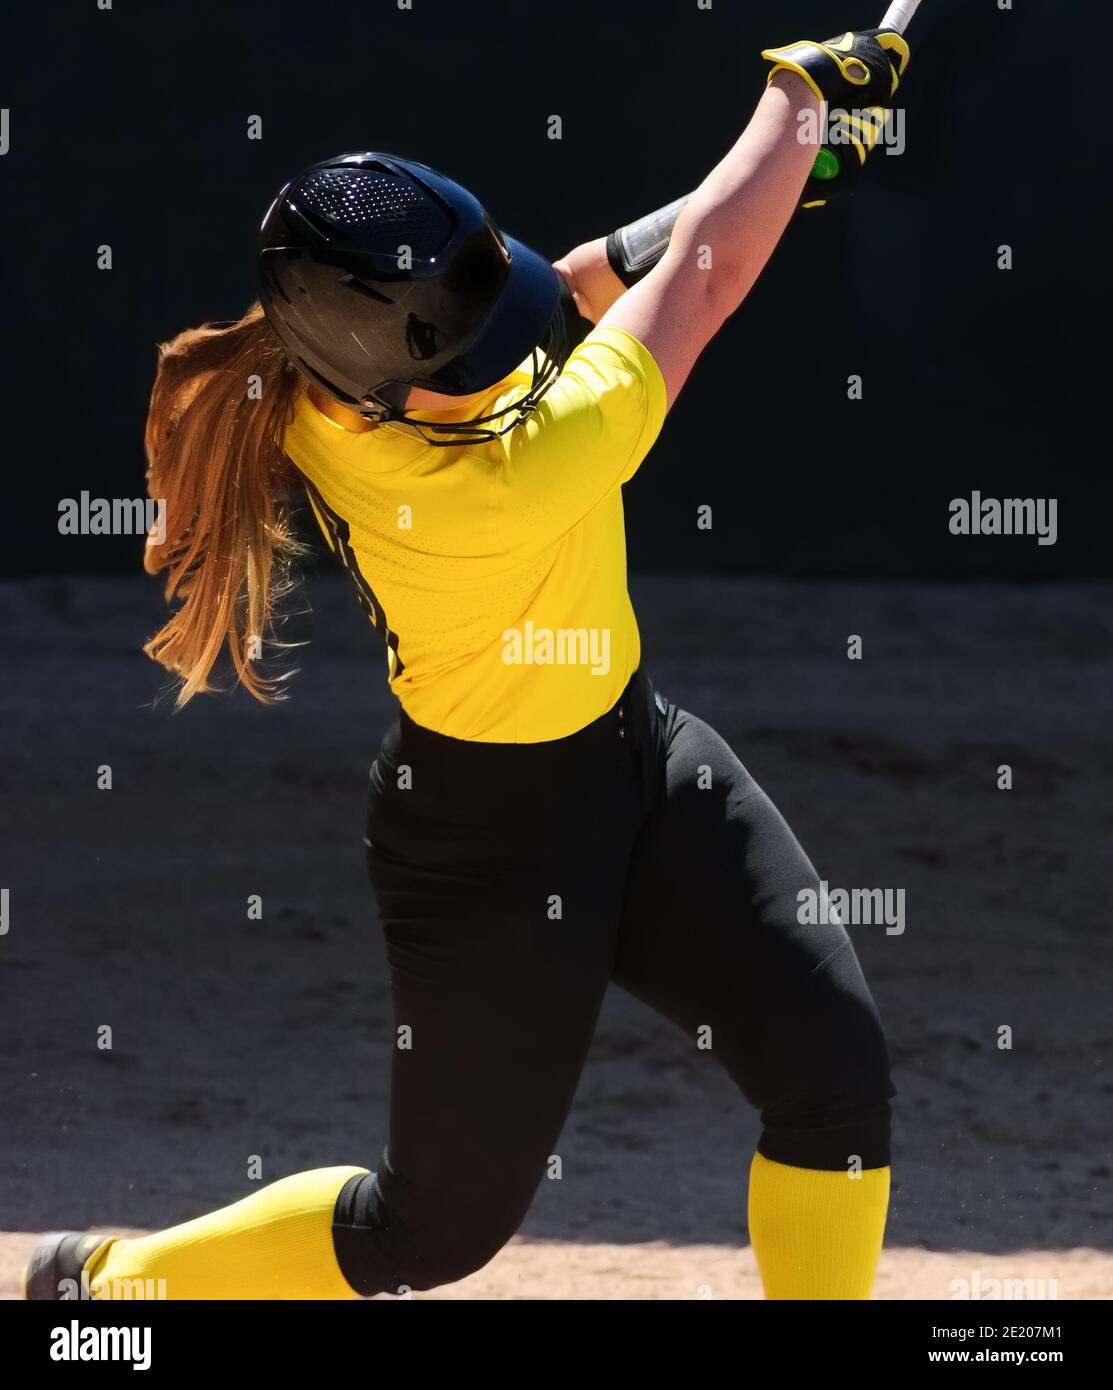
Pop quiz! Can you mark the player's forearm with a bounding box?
[553,238,626,325]
[560,71,820,323]
[664,72,820,310]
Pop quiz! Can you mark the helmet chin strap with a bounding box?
[372,302,573,447]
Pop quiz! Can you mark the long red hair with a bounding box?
[142,302,305,705]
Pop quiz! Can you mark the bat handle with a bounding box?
[879,0,922,33]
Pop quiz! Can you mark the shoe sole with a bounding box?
[23,1232,110,1301]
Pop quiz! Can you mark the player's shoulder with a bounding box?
[566,325,664,386]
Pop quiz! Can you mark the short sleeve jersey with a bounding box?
[282,326,667,743]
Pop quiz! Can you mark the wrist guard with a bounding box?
[605,194,689,288]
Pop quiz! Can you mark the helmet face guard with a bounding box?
[258,152,573,444]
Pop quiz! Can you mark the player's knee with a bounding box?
[756,1007,894,1171]
[392,1230,508,1293]
[331,1170,519,1296]
[755,933,895,1171]
[348,1222,510,1296]
[758,1089,893,1172]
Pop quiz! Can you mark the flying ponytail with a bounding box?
[142,302,305,706]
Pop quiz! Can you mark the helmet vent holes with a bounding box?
[298,169,451,256]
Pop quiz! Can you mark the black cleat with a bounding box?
[22,1232,112,1300]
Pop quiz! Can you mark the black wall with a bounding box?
[0,0,1098,576]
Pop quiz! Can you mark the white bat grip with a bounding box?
[879,0,922,32]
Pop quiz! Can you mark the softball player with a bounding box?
[27,24,910,1300]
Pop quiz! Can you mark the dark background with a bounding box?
[0,0,1099,577]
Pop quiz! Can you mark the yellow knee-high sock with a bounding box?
[84,1166,368,1301]
[747,1152,890,1300]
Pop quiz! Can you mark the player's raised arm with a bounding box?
[597,26,909,411]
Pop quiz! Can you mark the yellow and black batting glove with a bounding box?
[799,105,891,210]
[762,28,910,110]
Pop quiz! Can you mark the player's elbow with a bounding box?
[662,214,748,325]
[655,246,739,336]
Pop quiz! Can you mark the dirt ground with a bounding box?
[2,573,1110,1299]
[0,1236,1105,1301]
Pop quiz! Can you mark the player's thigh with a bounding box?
[616,707,892,1120]
[366,775,632,1233]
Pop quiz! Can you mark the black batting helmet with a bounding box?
[257,152,572,443]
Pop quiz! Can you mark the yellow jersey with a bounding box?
[282,326,667,743]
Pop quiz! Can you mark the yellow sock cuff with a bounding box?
[85,1165,368,1301]
[747,1151,890,1300]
